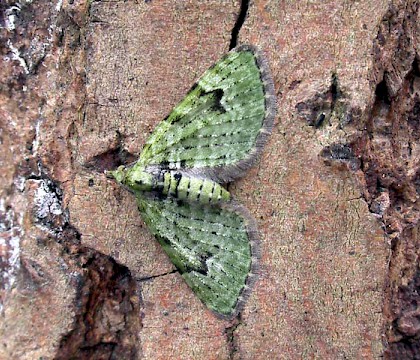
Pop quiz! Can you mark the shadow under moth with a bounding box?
[108,45,276,319]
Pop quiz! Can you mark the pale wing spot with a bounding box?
[259,128,270,134]
[237,296,245,303]
[265,108,276,117]
[249,148,258,156]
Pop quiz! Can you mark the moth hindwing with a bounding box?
[109,45,276,318]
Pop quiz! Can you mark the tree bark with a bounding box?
[1,0,419,359]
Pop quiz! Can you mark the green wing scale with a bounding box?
[108,45,276,318]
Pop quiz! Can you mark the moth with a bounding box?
[108,45,276,318]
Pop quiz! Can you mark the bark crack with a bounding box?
[229,0,249,49]
[136,269,178,283]
[224,317,241,359]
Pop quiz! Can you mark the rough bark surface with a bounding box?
[0,0,419,359]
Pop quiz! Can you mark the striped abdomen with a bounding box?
[159,171,230,204]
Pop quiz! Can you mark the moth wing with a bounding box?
[138,45,276,183]
[137,195,259,318]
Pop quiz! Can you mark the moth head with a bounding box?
[107,165,126,184]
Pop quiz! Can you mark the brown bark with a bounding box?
[0,0,419,359]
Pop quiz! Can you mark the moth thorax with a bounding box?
[126,167,154,192]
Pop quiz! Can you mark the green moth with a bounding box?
[108,45,276,318]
